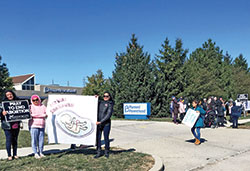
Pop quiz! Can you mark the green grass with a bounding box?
[111,116,173,122]
[0,129,48,150]
[238,122,250,129]
[0,148,154,171]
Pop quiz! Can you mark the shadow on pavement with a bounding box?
[185,138,207,144]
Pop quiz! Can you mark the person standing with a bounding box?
[173,97,179,124]
[216,97,225,127]
[29,95,47,159]
[190,100,206,145]
[231,102,242,128]
[0,90,21,161]
[178,98,186,121]
[94,92,114,158]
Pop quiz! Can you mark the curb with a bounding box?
[150,154,164,171]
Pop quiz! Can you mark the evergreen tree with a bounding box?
[153,38,187,116]
[183,39,225,100]
[0,55,14,99]
[231,54,250,99]
[111,34,154,117]
[82,69,110,96]
[233,54,249,72]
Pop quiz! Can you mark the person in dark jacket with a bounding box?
[231,102,242,128]
[0,90,21,161]
[94,92,114,158]
[216,97,225,127]
[191,100,206,145]
[173,98,179,124]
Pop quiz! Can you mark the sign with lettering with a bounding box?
[182,109,200,128]
[46,95,98,145]
[123,103,151,119]
[2,100,31,122]
[44,87,77,94]
[237,94,248,100]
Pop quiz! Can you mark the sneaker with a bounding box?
[40,153,46,158]
[94,153,101,159]
[34,154,40,159]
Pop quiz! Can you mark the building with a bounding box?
[12,74,83,100]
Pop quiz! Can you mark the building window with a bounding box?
[22,77,35,90]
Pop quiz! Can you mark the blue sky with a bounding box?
[0,0,249,87]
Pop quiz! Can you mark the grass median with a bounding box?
[0,147,154,171]
[0,129,49,150]
[0,130,154,170]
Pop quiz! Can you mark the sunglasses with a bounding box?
[32,99,39,102]
[103,95,110,98]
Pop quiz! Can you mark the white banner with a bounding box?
[182,109,200,128]
[46,95,98,145]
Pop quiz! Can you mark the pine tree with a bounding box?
[153,38,187,116]
[82,69,110,96]
[183,39,225,100]
[233,54,249,72]
[0,55,14,99]
[111,34,154,117]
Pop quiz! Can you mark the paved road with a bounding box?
[1,119,250,171]
[110,120,250,171]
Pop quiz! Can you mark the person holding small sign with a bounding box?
[191,100,206,145]
[94,92,114,158]
[0,90,21,161]
[29,95,47,159]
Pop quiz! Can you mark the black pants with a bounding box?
[4,129,20,157]
[96,124,111,151]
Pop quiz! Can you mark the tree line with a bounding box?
[82,34,250,117]
[1,35,249,117]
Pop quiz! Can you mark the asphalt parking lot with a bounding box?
[110,120,250,171]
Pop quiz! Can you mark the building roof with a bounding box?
[11,74,35,84]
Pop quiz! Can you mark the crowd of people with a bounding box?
[170,96,244,145]
[0,90,114,160]
[170,96,244,128]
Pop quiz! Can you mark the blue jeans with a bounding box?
[4,129,20,157]
[96,124,111,151]
[191,127,201,141]
[30,128,45,154]
[232,116,239,128]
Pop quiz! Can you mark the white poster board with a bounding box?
[46,95,98,145]
[182,109,200,128]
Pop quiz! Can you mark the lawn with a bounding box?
[0,129,48,150]
[0,148,154,171]
[238,122,250,129]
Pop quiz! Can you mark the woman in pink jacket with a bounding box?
[29,95,47,159]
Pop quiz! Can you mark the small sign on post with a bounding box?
[2,100,31,122]
[182,109,200,128]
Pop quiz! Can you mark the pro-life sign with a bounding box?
[182,109,200,128]
[46,95,98,145]
[2,100,31,122]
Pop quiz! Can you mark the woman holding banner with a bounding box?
[191,100,206,145]
[94,92,114,158]
[29,95,47,159]
[0,90,21,161]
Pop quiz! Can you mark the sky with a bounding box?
[0,0,250,87]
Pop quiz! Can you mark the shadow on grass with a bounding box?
[185,138,207,144]
[29,138,135,158]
